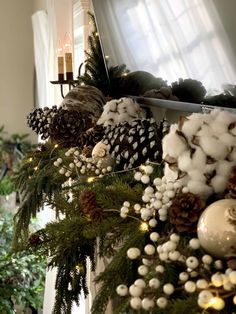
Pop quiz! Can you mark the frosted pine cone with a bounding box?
[225,166,236,199]
[79,189,103,221]
[49,109,94,148]
[79,125,105,148]
[169,192,205,232]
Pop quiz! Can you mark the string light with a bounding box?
[105,55,109,59]
[95,32,99,36]
[54,144,59,148]
[34,166,38,171]
[139,164,146,171]
[139,222,149,232]
[28,157,33,162]
[87,177,95,183]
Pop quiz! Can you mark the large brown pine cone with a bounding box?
[169,192,205,232]
[79,189,103,221]
[49,109,94,148]
[225,166,236,199]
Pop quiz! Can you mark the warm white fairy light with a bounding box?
[139,222,149,232]
[87,177,95,183]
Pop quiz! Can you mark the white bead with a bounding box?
[127,248,141,259]
[163,283,174,295]
[156,297,168,308]
[233,295,236,305]
[186,256,199,269]
[162,196,170,204]
[153,178,162,186]
[166,182,174,190]
[145,186,154,195]
[142,195,150,203]
[184,281,196,293]
[155,192,162,199]
[141,298,155,310]
[149,278,160,289]
[57,158,62,163]
[182,186,189,193]
[116,284,128,296]
[53,161,59,167]
[196,279,208,289]
[170,233,180,243]
[214,260,223,269]
[65,171,71,177]
[165,241,177,252]
[169,251,180,261]
[150,232,159,242]
[211,297,225,310]
[107,166,112,171]
[142,258,153,266]
[141,174,150,184]
[134,203,141,212]
[229,271,236,284]
[166,190,175,198]
[149,218,157,227]
[153,200,162,209]
[138,265,149,276]
[198,290,213,303]
[159,215,167,221]
[129,284,142,297]
[59,168,65,174]
[158,185,166,192]
[144,244,155,255]
[155,265,165,273]
[134,171,142,181]
[130,297,142,310]
[120,212,127,218]
[179,272,189,282]
[121,206,129,214]
[159,252,169,261]
[144,165,153,174]
[123,201,130,207]
[134,279,146,288]
[190,271,198,278]
[158,208,167,216]
[173,181,182,189]
[202,254,213,265]
[189,238,200,250]
[211,273,223,287]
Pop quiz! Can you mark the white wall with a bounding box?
[0,0,36,142]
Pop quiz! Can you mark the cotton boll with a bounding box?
[196,124,214,137]
[182,116,203,139]
[188,169,205,182]
[187,180,213,198]
[211,175,227,193]
[116,113,131,124]
[230,123,236,136]
[210,120,227,136]
[216,160,234,177]
[192,148,206,169]
[107,99,119,112]
[199,137,228,160]
[215,110,236,127]
[204,163,216,174]
[164,164,178,182]
[162,131,188,159]
[230,148,236,162]
[219,133,236,147]
[178,151,192,172]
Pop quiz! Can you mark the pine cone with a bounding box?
[102,118,162,170]
[79,125,105,148]
[171,78,206,103]
[82,146,93,158]
[27,105,59,139]
[225,166,236,199]
[49,109,94,148]
[169,192,205,232]
[28,233,43,246]
[79,189,103,221]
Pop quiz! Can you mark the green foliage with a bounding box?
[78,12,129,97]
[0,208,46,313]
[0,176,15,195]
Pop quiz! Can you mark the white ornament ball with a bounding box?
[149,278,160,289]
[141,174,150,184]
[144,244,156,255]
[189,238,201,250]
[198,290,213,304]
[163,283,174,295]
[179,272,189,282]
[184,281,196,293]
[197,199,236,258]
[142,258,153,266]
[196,279,208,289]
[149,218,158,227]
[156,297,168,308]
[150,232,159,242]
[138,265,149,276]
[211,273,223,287]
[142,298,155,310]
[233,295,236,305]
[211,297,225,310]
[229,270,236,285]
[170,233,180,243]
[186,256,199,269]
[155,265,165,273]
[202,254,213,265]
[129,284,143,297]
[134,279,146,288]
[116,284,128,296]
[134,171,142,181]
[127,248,141,260]
[130,297,142,310]
[153,177,162,186]
[144,165,153,174]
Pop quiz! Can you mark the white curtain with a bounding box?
[94,0,236,93]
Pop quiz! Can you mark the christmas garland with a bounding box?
[13,83,236,314]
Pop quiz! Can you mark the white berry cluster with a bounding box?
[120,164,188,224]
[117,229,236,312]
[163,109,236,199]
[53,147,113,179]
[97,97,145,127]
